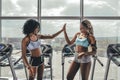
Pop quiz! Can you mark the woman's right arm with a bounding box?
[21,38,30,68]
[63,24,79,45]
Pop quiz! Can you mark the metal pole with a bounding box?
[0,0,2,42]
[24,63,29,80]
[8,56,17,80]
[50,54,53,80]
[62,54,65,80]
[90,58,96,80]
[80,0,84,21]
[37,0,40,21]
[62,54,63,80]
[104,57,112,80]
[37,0,41,32]
[0,0,2,77]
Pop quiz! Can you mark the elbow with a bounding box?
[51,36,54,39]
[50,35,56,39]
[92,51,97,55]
[88,50,96,55]
[90,48,97,55]
[22,54,26,59]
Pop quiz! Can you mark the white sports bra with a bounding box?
[27,39,41,51]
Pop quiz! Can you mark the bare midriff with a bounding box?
[30,48,42,57]
[75,45,88,53]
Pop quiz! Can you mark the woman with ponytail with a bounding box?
[63,19,97,80]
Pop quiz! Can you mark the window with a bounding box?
[41,0,80,16]
[41,20,80,51]
[2,20,25,38]
[41,20,80,37]
[84,0,119,16]
[2,0,37,16]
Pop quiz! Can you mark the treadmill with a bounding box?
[61,44,75,80]
[104,44,120,80]
[41,44,53,80]
[24,44,53,80]
[0,43,17,80]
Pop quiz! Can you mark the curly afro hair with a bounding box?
[22,19,40,35]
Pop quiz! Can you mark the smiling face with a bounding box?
[80,24,88,33]
[29,33,37,41]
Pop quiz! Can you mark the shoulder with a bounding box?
[37,34,42,39]
[88,34,95,39]
[88,34,96,44]
[22,36,30,45]
[73,32,80,38]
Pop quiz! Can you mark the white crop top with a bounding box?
[27,39,41,51]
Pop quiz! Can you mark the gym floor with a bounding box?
[0,51,119,80]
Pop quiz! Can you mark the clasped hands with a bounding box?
[62,23,66,32]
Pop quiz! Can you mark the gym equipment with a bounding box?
[90,55,103,80]
[61,44,75,80]
[61,44,103,80]
[0,43,17,80]
[13,51,30,80]
[23,44,53,80]
[0,43,53,80]
[104,44,120,80]
[41,44,53,80]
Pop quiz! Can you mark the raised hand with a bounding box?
[63,23,66,31]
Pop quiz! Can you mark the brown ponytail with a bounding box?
[81,19,94,35]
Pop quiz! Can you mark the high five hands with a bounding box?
[62,23,66,32]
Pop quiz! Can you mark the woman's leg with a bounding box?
[37,63,44,80]
[29,67,37,80]
[67,61,80,80]
[80,62,91,80]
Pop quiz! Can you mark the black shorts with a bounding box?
[29,55,44,66]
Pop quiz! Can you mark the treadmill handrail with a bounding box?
[0,44,13,63]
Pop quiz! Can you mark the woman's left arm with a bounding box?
[38,27,64,39]
[86,35,97,55]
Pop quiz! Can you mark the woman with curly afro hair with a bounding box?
[22,19,64,80]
